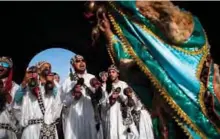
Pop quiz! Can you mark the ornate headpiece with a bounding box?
[0,56,13,68]
[27,66,38,73]
[70,54,84,64]
[36,61,50,69]
[99,71,108,78]
[108,64,119,73]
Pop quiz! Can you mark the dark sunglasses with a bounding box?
[75,59,85,63]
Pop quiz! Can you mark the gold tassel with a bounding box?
[108,12,207,139]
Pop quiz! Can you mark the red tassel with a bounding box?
[32,87,39,98]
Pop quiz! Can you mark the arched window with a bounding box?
[28,47,75,84]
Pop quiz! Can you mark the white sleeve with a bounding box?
[62,93,74,107]
[120,82,129,101]
[52,86,63,121]
[11,84,22,123]
[61,78,77,94]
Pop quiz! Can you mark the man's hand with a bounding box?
[90,78,101,90]
[98,13,114,40]
[21,72,31,89]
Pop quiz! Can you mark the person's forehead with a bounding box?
[109,69,117,73]
[76,57,84,60]
[101,73,108,77]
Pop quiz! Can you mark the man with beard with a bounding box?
[0,56,20,139]
[61,54,103,139]
[102,64,139,139]
[15,62,62,139]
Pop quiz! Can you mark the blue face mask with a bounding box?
[0,62,10,68]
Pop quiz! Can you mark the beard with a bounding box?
[44,81,54,95]
[109,76,118,82]
[41,69,50,77]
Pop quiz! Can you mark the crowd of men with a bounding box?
[0,54,154,139]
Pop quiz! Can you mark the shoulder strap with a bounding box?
[37,90,45,116]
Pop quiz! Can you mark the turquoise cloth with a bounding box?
[107,1,220,138]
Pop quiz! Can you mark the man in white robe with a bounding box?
[62,54,103,139]
[102,65,139,139]
[123,87,154,139]
[0,57,20,139]
[15,62,62,139]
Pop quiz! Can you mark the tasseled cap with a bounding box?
[0,56,13,68]
[70,54,84,64]
[108,64,119,73]
[99,71,108,78]
[36,61,50,69]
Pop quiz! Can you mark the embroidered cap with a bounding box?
[36,61,50,69]
[0,57,13,68]
[70,54,85,64]
[108,64,119,73]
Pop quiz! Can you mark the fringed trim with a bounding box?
[108,13,207,139]
[198,83,208,116]
[173,116,193,139]
[107,42,116,65]
[198,57,220,132]
[108,1,208,56]
[196,40,209,79]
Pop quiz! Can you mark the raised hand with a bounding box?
[21,71,31,89]
[99,13,110,32]
[98,13,114,40]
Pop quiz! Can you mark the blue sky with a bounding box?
[29,48,75,83]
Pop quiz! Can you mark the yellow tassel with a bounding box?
[108,12,208,139]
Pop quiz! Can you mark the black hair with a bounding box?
[52,72,60,77]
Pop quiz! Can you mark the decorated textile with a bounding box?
[87,1,220,139]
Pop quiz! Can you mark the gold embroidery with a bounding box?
[108,1,208,56]
[173,116,193,139]
[108,13,207,139]
[107,34,116,64]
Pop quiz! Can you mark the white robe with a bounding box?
[62,73,103,139]
[0,82,19,139]
[127,94,154,139]
[20,81,62,139]
[103,80,139,139]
